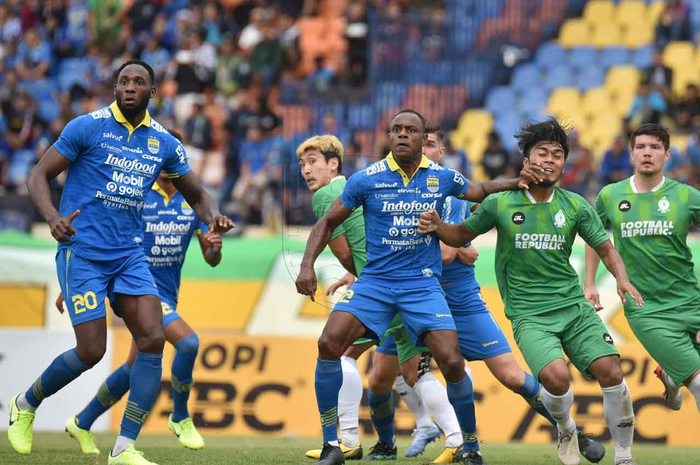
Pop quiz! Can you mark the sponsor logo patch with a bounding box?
[619,200,631,212]
[512,211,525,225]
[427,177,439,193]
[148,137,160,154]
[603,333,614,344]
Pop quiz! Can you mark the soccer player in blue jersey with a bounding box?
[11,60,233,465]
[295,109,543,465]
[58,162,222,454]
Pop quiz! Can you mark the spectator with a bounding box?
[14,27,51,80]
[238,7,265,54]
[0,5,22,45]
[319,111,352,148]
[345,2,368,87]
[141,37,170,80]
[666,147,692,183]
[250,18,285,88]
[216,35,243,100]
[481,131,510,180]
[64,0,90,56]
[656,0,690,47]
[560,146,595,199]
[599,136,632,186]
[643,49,673,98]
[202,2,224,47]
[676,84,700,122]
[184,101,214,174]
[307,56,335,94]
[674,108,694,135]
[89,0,126,48]
[441,137,471,178]
[626,80,667,127]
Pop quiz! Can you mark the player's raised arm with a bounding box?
[328,233,358,276]
[172,172,234,234]
[418,210,475,247]
[462,163,545,203]
[584,244,603,310]
[296,198,353,300]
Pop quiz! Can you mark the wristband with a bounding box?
[208,249,220,256]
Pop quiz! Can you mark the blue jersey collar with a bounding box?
[110,101,151,141]
[385,152,430,186]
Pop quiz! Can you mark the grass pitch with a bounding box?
[1,433,698,464]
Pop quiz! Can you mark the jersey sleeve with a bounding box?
[441,196,467,225]
[339,171,368,211]
[595,189,610,228]
[313,188,346,240]
[463,195,497,235]
[446,169,469,199]
[195,217,209,234]
[163,137,192,178]
[577,200,610,248]
[687,186,700,227]
[53,114,96,161]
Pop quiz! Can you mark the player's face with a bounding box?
[524,141,565,187]
[630,134,669,177]
[114,64,155,117]
[389,113,426,162]
[423,133,445,164]
[299,149,337,192]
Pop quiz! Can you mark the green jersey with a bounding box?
[312,176,367,274]
[596,176,700,315]
[464,188,609,320]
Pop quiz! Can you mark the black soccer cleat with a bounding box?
[316,442,345,465]
[577,431,605,463]
[463,450,488,465]
[365,441,397,460]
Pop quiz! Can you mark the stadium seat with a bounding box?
[559,19,591,47]
[622,20,654,48]
[583,1,616,24]
[663,42,695,70]
[605,66,642,94]
[548,87,581,118]
[536,41,567,65]
[576,65,606,90]
[457,109,494,135]
[517,88,548,114]
[600,46,630,68]
[544,64,574,91]
[672,68,700,97]
[494,110,523,151]
[592,22,623,48]
[569,47,599,69]
[647,1,666,24]
[582,87,613,117]
[631,45,654,67]
[485,86,517,114]
[511,64,543,91]
[616,1,647,28]
[671,134,691,154]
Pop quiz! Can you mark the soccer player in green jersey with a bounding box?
[585,123,700,413]
[417,118,643,465]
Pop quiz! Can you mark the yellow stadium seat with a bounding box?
[621,21,654,48]
[672,69,700,98]
[605,66,641,94]
[560,19,591,47]
[647,1,666,24]
[466,136,487,164]
[450,130,466,150]
[591,114,623,138]
[583,1,615,24]
[610,90,636,117]
[457,109,493,135]
[564,112,590,135]
[582,88,612,117]
[548,88,581,119]
[592,22,623,48]
[616,1,647,27]
[671,134,691,154]
[663,42,695,70]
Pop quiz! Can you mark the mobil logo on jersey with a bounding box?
[381,199,437,214]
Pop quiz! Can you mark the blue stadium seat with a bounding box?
[22,79,56,101]
[576,65,606,91]
[374,82,406,112]
[347,104,375,130]
[600,47,631,68]
[485,86,517,114]
[536,42,567,66]
[511,64,543,91]
[568,47,599,70]
[631,45,654,68]
[38,99,60,123]
[494,111,522,151]
[517,88,548,114]
[544,65,574,92]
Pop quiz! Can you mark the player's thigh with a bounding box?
[452,310,512,362]
[397,285,456,347]
[343,340,375,360]
[628,310,700,386]
[512,315,565,382]
[332,279,396,343]
[56,249,110,326]
[399,353,420,387]
[483,352,526,391]
[115,294,164,351]
[369,350,400,394]
[164,315,196,346]
[561,303,619,381]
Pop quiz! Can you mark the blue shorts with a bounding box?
[375,334,398,356]
[56,249,159,326]
[333,279,456,348]
[160,298,181,328]
[452,301,511,361]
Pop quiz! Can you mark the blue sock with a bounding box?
[171,333,199,422]
[516,372,557,426]
[368,391,395,448]
[76,363,132,430]
[447,376,479,452]
[315,358,343,443]
[25,348,89,408]
[119,351,163,440]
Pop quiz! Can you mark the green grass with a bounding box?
[1,433,698,464]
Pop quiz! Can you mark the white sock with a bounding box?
[395,375,435,430]
[415,372,462,447]
[16,392,37,413]
[338,356,362,447]
[540,387,576,433]
[112,435,135,456]
[601,379,634,463]
[686,374,700,413]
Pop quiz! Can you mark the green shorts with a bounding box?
[377,314,429,365]
[353,338,375,345]
[627,304,700,385]
[512,302,619,381]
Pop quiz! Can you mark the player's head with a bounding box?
[388,109,426,162]
[114,60,156,118]
[629,123,670,177]
[423,120,445,164]
[296,135,344,192]
[516,117,570,188]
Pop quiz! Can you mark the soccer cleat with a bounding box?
[614,460,637,465]
[306,442,363,460]
[167,414,205,450]
[7,392,35,455]
[655,365,682,410]
[405,425,441,457]
[315,443,345,465]
[557,429,581,465]
[65,415,100,455]
[366,440,398,460]
[431,445,461,463]
[108,445,159,465]
[577,431,605,463]
[463,450,487,465]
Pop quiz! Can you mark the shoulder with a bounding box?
[313,184,335,204]
[363,159,388,177]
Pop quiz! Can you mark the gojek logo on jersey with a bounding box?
[381,200,437,214]
[105,154,157,175]
[620,220,674,237]
[145,221,191,235]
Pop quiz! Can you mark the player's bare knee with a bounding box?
[438,356,466,383]
[317,334,342,360]
[539,368,570,395]
[500,369,526,391]
[76,343,106,367]
[369,368,394,394]
[597,363,623,387]
[136,328,165,354]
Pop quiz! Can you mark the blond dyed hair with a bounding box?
[295,134,344,159]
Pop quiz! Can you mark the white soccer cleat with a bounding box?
[655,366,682,411]
[557,429,581,465]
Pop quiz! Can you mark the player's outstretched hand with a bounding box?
[49,209,80,242]
[584,284,603,311]
[55,292,65,314]
[327,272,356,296]
[205,232,223,253]
[457,245,479,266]
[296,265,318,301]
[617,280,644,307]
[209,214,235,233]
[517,164,545,190]
[418,210,441,234]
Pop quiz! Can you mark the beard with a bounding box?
[538,178,558,188]
[116,95,149,117]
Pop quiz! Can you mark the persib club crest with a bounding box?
[181,201,194,215]
[427,177,439,193]
[147,137,160,154]
[657,196,670,214]
[554,209,566,228]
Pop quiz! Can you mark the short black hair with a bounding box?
[630,123,670,151]
[116,60,155,85]
[515,117,570,159]
[425,121,445,145]
[391,109,426,131]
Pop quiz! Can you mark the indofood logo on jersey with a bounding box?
[427,177,439,193]
[105,154,157,175]
[514,233,566,250]
[147,137,160,154]
[620,220,674,237]
[381,200,437,214]
[145,221,191,235]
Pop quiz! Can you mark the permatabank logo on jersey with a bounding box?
[427,177,439,193]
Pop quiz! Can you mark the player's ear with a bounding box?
[150,85,156,99]
[522,155,530,166]
[664,149,671,162]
